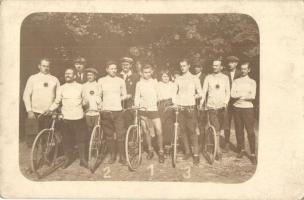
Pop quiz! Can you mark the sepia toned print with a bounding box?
[19,13,259,182]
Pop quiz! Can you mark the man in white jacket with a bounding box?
[44,68,89,169]
[201,58,230,160]
[231,62,257,164]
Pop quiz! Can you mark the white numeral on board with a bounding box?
[103,166,111,179]
[183,166,191,179]
[147,164,154,177]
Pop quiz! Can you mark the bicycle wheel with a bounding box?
[171,123,179,168]
[88,125,106,172]
[203,125,217,164]
[31,129,58,178]
[125,125,142,171]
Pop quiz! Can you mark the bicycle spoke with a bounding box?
[31,129,59,178]
[126,126,141,170]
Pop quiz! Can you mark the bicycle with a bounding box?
[125,107,148,171]
[200,108,217,165]
[30,112,64,179]
[87,109,112,173]
[164,105,189,168]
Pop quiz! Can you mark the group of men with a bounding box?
[23,55,257,170]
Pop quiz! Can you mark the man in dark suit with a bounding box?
[223,56,242,152]
[192,61,208,148]
[119,57,140,127]
[192,60,207,87]
[74,57,87,84]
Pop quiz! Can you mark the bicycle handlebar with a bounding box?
[123,106,147,111]
[38,112,63,120]
[85,109,114,113]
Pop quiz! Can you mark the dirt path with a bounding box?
[19,141,256,183]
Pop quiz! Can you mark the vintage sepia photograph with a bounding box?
[19,12,260,182]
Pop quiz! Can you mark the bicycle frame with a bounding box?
[31,112,64,178]
[125,107,147,171]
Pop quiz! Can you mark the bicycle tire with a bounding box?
[30,129,59,178]
[203,125,217,164]
[171,123,179,168]
[125,125,142,171]
[88,125,106,173]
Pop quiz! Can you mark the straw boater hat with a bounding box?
[84,67,99,75]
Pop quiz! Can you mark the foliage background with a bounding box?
[20,13,259,135]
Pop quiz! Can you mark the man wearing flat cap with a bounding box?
[119,57,140,128]
[74,57,87,84]
[223,55,242,152]
[83,67,102,135]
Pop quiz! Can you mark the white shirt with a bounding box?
[201,73,230,109]
[49,82,85,120]
[231,75,256,108]
[120,70,132,81]
[23,72,60,113]
[83,81,102,116]
[98,76,127,111]
[134,78,159,111]
[157,81,177,102]
[174,72,202,106]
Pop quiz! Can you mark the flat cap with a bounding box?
[226,56,240,63]
[121,57,134,63]
[84,67,99,75]
[106,60,117,67]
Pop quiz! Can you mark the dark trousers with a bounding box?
[34,112,52,131]
[197,109,207,143]
[224,104,234,143]
[123,99,135,129]
[158,99,174,145]
[102,111,125,142]
[233,107,256,154]
[62,118,88,158]
[178,108,199,155]
[85,115,99,136]
[26,113,52,147]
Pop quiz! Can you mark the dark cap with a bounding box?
[74,57,87,64]
[226,56,240,63]
[106,60,117,67]
[121,57,134,64]
[84,67,99,75]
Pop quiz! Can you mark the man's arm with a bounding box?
[194,76,203,99]
[170,82,178,105]
[172,78,180,105]
[97,78,103,100]
[224,75,231,106]
[241,79,256,100]
[120,79,128,100]
[23,76,33,112]
[80,85,89,106]
[134,82,140,107]
[48,86,62,112]
[200,75,209,106]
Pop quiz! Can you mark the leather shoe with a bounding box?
[193,155,200,165]
[236,150,246,159]
[159,152,165,163]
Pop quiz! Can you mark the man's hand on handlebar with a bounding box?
[42,109,52,116]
